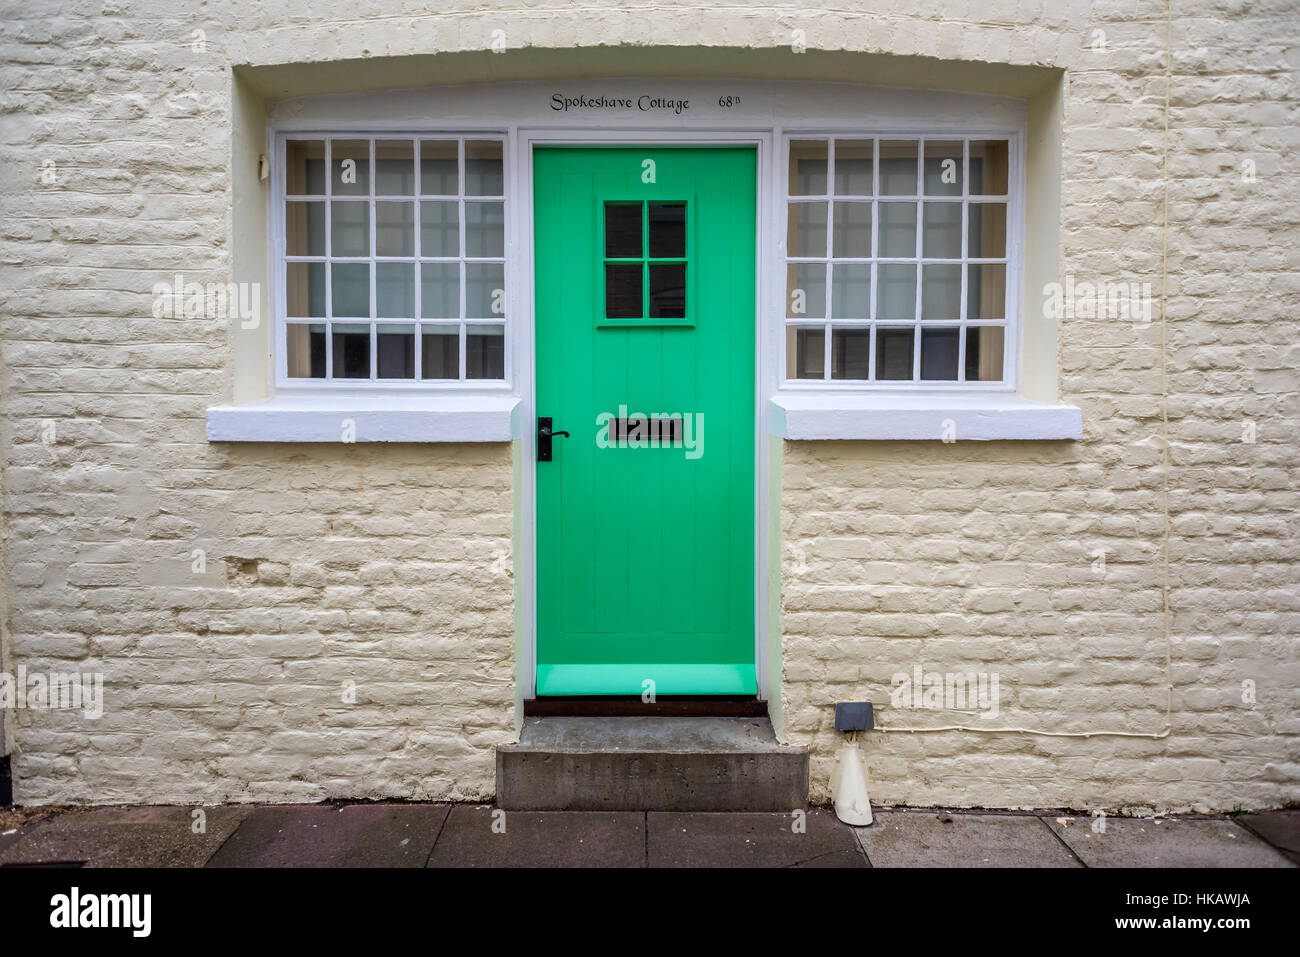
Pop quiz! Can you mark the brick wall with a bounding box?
[5,439,515,804]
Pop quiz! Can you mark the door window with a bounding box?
[601,200,690,324]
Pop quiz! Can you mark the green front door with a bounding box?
[534,146,757,696]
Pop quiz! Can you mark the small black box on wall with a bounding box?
[835,701,874,731]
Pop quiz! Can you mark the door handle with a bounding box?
[537,416,569,461]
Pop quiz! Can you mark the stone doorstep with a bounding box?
[496,716,810,812]
[511,715,798,752]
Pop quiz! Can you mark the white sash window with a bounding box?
[278,135,507,385]
[782,136,1014,386]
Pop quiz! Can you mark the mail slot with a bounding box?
[609,416,683,443]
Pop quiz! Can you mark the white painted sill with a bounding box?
[769,393,1082,441]
[206,393,521,443]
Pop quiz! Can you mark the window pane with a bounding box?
[922,202,962,258]
[879,140,918,195]
[967,263,1006,320]
[375,140,415,196]
[923,140,963,196]
[465,201,505,258]
[969,140,1009,195]
[965,326,1006,381]
[831,327,870,380]
[920,327,960,380]
[376,262,414,318]
[786,326,825,379]
[788,201,827,257]
[788,140,828,195]
[830,263,870,320]
[286,262,326,317]
[466,262,505,318]
[331,262,370,317]
[420,201,459,257]
[648,202,686,258]
[876,263,916,320]
[467,324,505,379]
[968,203,1007,258]
[420,262,459,318]
[605,203,642,258]
[921,263,961,320]
[605,263,642,318]
[649,263,686,318]
[286,140,325,195]
[420,140,458,195]
[331,201,369,256]
[834,140,873,195]
[875,327,914,380]
[376,201,415,257]
[465,140,503,195]
[786,262,826,318]
[878,202,917,258]
[832,201,872,257]
[421,323,459,378]
[286,323,326,378]
[331,323,370,378]
[377,323,415,378]
[332,140,369,196]
[286,201,325,256]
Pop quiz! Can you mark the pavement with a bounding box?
[0,804,1295,868]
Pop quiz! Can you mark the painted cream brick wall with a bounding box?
[1,1,1296,809]
[780,6,1300,811]
[6,440,515,804]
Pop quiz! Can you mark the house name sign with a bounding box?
[549,93,745,115]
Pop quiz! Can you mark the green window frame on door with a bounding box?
[598,197,694,327]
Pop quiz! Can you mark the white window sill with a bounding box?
[206,394,521,443]
[769,394,1082,441]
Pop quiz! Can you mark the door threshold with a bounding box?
[524,696,767,718]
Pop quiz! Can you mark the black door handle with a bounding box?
[537,416,569,461]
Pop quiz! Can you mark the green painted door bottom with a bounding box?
[534,146,757,696]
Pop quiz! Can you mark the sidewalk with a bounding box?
[0,804,1296,868]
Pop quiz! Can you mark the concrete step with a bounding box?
[496,716,809,811]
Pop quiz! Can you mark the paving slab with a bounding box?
[0,829,26,856]
[0,805,252,868]
[856,810,1081,867]
[1044,816,1295,868]
[1236,810,1300,866]
[427,806,645,867]
[206,803,449,868]
[648,809,867,867]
